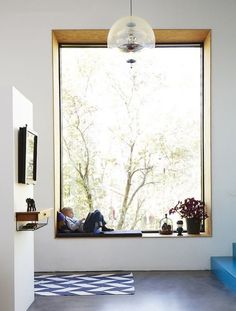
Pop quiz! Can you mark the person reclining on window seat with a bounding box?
[61,207,114,234]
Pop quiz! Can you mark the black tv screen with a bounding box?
[18,125,38,184]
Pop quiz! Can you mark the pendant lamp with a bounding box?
[107,0,155,53]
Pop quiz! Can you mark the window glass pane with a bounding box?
[60,46,202,231]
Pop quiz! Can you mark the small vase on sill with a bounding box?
[186,218,201,234]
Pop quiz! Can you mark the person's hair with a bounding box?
[61,207,73,215]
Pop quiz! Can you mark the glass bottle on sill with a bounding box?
[159,214,173,235]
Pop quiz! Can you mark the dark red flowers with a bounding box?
[169,198,208,219]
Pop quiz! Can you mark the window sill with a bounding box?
[142,232,212,238]
[55,231,212,238]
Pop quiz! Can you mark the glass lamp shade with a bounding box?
[107,15,155,53]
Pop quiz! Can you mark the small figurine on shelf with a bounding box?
[159,214,173,235]
[176,220,183,236]
[26,198,36,212]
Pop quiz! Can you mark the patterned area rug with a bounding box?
[35,272,135,296]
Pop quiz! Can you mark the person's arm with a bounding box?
[65,216,83,232]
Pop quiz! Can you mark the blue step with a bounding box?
[233,243,236,257]
[211,256,236,293]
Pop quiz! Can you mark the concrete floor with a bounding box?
[28,271,236,311]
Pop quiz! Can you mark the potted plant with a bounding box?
[169,198,208,234]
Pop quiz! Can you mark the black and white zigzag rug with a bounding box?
[35,272,135,296]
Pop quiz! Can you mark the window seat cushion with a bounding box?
[56,230,142,238]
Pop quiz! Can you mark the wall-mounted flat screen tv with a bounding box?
[18,125,38,184]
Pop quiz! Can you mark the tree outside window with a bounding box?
[60,46,202,231]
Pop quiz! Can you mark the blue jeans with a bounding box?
[83,210,106,233]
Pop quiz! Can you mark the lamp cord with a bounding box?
[130,0,133,16]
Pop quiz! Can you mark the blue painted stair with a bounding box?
[211,243,236,293]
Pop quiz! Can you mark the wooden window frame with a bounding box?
[52,29,212,237]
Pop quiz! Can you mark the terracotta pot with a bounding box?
[186,218,201,234]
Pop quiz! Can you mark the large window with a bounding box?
[59,44,204,231]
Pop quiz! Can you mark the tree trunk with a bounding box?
[117,143,135,229]
[81,181,93,212]
[117,173,131,229]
